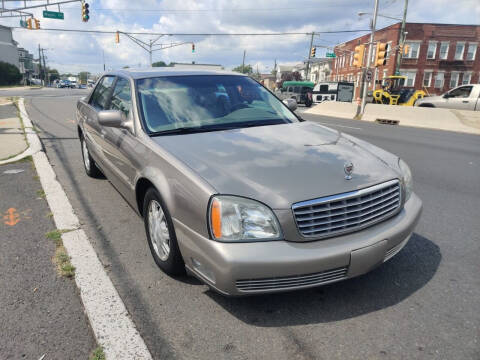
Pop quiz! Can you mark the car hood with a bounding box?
[153,121,400,209]
[417,95,442,104]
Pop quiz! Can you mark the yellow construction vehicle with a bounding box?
[373,75,426,106]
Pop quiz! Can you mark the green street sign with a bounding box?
[43,10,64,20]
[19,19,27,28]
[326,53,336,58]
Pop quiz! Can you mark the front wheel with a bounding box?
[143,188,185,275]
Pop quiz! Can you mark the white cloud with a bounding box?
[2,0,478,74]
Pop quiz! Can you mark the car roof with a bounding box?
[103,67,246,80]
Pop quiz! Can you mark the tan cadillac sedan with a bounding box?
[76,68,422,296]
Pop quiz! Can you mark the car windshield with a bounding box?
[136,75,298,135]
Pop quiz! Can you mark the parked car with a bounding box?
[276,81,314,107]
[415,84,480,111]
[57,80,69,88]
[76,69,422,296]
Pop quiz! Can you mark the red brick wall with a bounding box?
[331,23,480,99]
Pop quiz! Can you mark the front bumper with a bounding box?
[175,193,422,296]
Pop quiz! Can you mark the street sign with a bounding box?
[19,19,27,28]
[43,10,64,19]
[366,70,373,82]
[326,53,336,58]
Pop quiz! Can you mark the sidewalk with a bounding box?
[0,99,28,161]
[0,159,97,359]
[305,101,480,135]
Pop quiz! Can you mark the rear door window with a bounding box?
[90,76,115,110]
[293,86,300,93]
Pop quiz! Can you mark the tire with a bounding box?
[143,188,185,276]
[80,135,102,178]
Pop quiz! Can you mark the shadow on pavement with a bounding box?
[207,233,440,327]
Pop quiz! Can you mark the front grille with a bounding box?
[292,179,401,239]
[236,267,348,292]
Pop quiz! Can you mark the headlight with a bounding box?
[398,159,412,201]
[208,195,282,242]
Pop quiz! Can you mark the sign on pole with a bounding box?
[43,10,64,19]
[326,53,336,58]
[366,69,373,82]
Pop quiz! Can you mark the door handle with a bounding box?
[462,100,469,103]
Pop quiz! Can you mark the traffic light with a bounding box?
[34,18,40,29]
[192,43,195,53]
[375,42,388,66]
[403,44,409,55]
[115,31,120,43]
[82,1,90,22]
[27,18,33,30]
[353,44,365,68]
[310,47,316,58]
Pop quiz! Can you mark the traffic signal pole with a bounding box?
[395,0,408,75]
[360,0,379,115]
[305,32,314,80]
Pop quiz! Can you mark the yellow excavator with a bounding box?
[373,75,426,106]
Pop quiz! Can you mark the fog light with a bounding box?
[191,258,216,284]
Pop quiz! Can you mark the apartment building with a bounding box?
[331,23,480,98]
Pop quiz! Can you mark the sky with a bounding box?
[2,0,479,74]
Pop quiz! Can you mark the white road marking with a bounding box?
[22,98,153,360]
[3,169,25,174]
[318,122,363,130]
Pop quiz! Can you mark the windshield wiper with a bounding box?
[150,126,219,136]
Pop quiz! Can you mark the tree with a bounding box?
[292,71,302,81]
[78,71,89,83]
[152,61,168,67]
[232,64,253,74]
[49,69,60,82]
[0,61,22,85]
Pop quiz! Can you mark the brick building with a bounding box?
[330,23,480,98]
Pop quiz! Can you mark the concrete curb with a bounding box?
[0,98,43,165]
[23,98,153,359]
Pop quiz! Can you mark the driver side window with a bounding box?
[448,86,472,98]
[109,77,132,117]
[90,76,115,110]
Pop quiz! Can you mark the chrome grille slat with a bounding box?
[296,191,400,221]
[293,180,401,239]
[297,196,400,228]
[236,267,348,292]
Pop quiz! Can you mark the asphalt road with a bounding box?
[19,88,480,359]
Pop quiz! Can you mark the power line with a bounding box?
[11,27,370,36]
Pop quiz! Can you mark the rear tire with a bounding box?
[80,135,102,178]
[143,188,185,276]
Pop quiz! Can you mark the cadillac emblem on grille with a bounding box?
[344,162,354,180]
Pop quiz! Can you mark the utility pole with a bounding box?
[305,32,314,80]
[360,0,379,115]
[38,44,42,85]
[242,50,246,74]
[102,50,105,71]
[395,0,408,75]
[41,48,47,86]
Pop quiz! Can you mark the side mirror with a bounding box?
[283,98,297,111]
[97,110,133,131]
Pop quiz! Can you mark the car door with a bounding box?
[441,86,474,110]
[101,76,138,202]
[83,76,116,168]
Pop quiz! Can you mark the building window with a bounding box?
[466,43,477,61]
[400,70,416,87]
[423,71,432,87]
[404,42,420,59]
[462,72,472,85]
[434,72,444,88]
[450,72,460,88]
[439,41,449,59]
[455,42,465,60]
[427,41,437,59]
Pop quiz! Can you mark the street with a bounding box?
[11,88,479,359]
